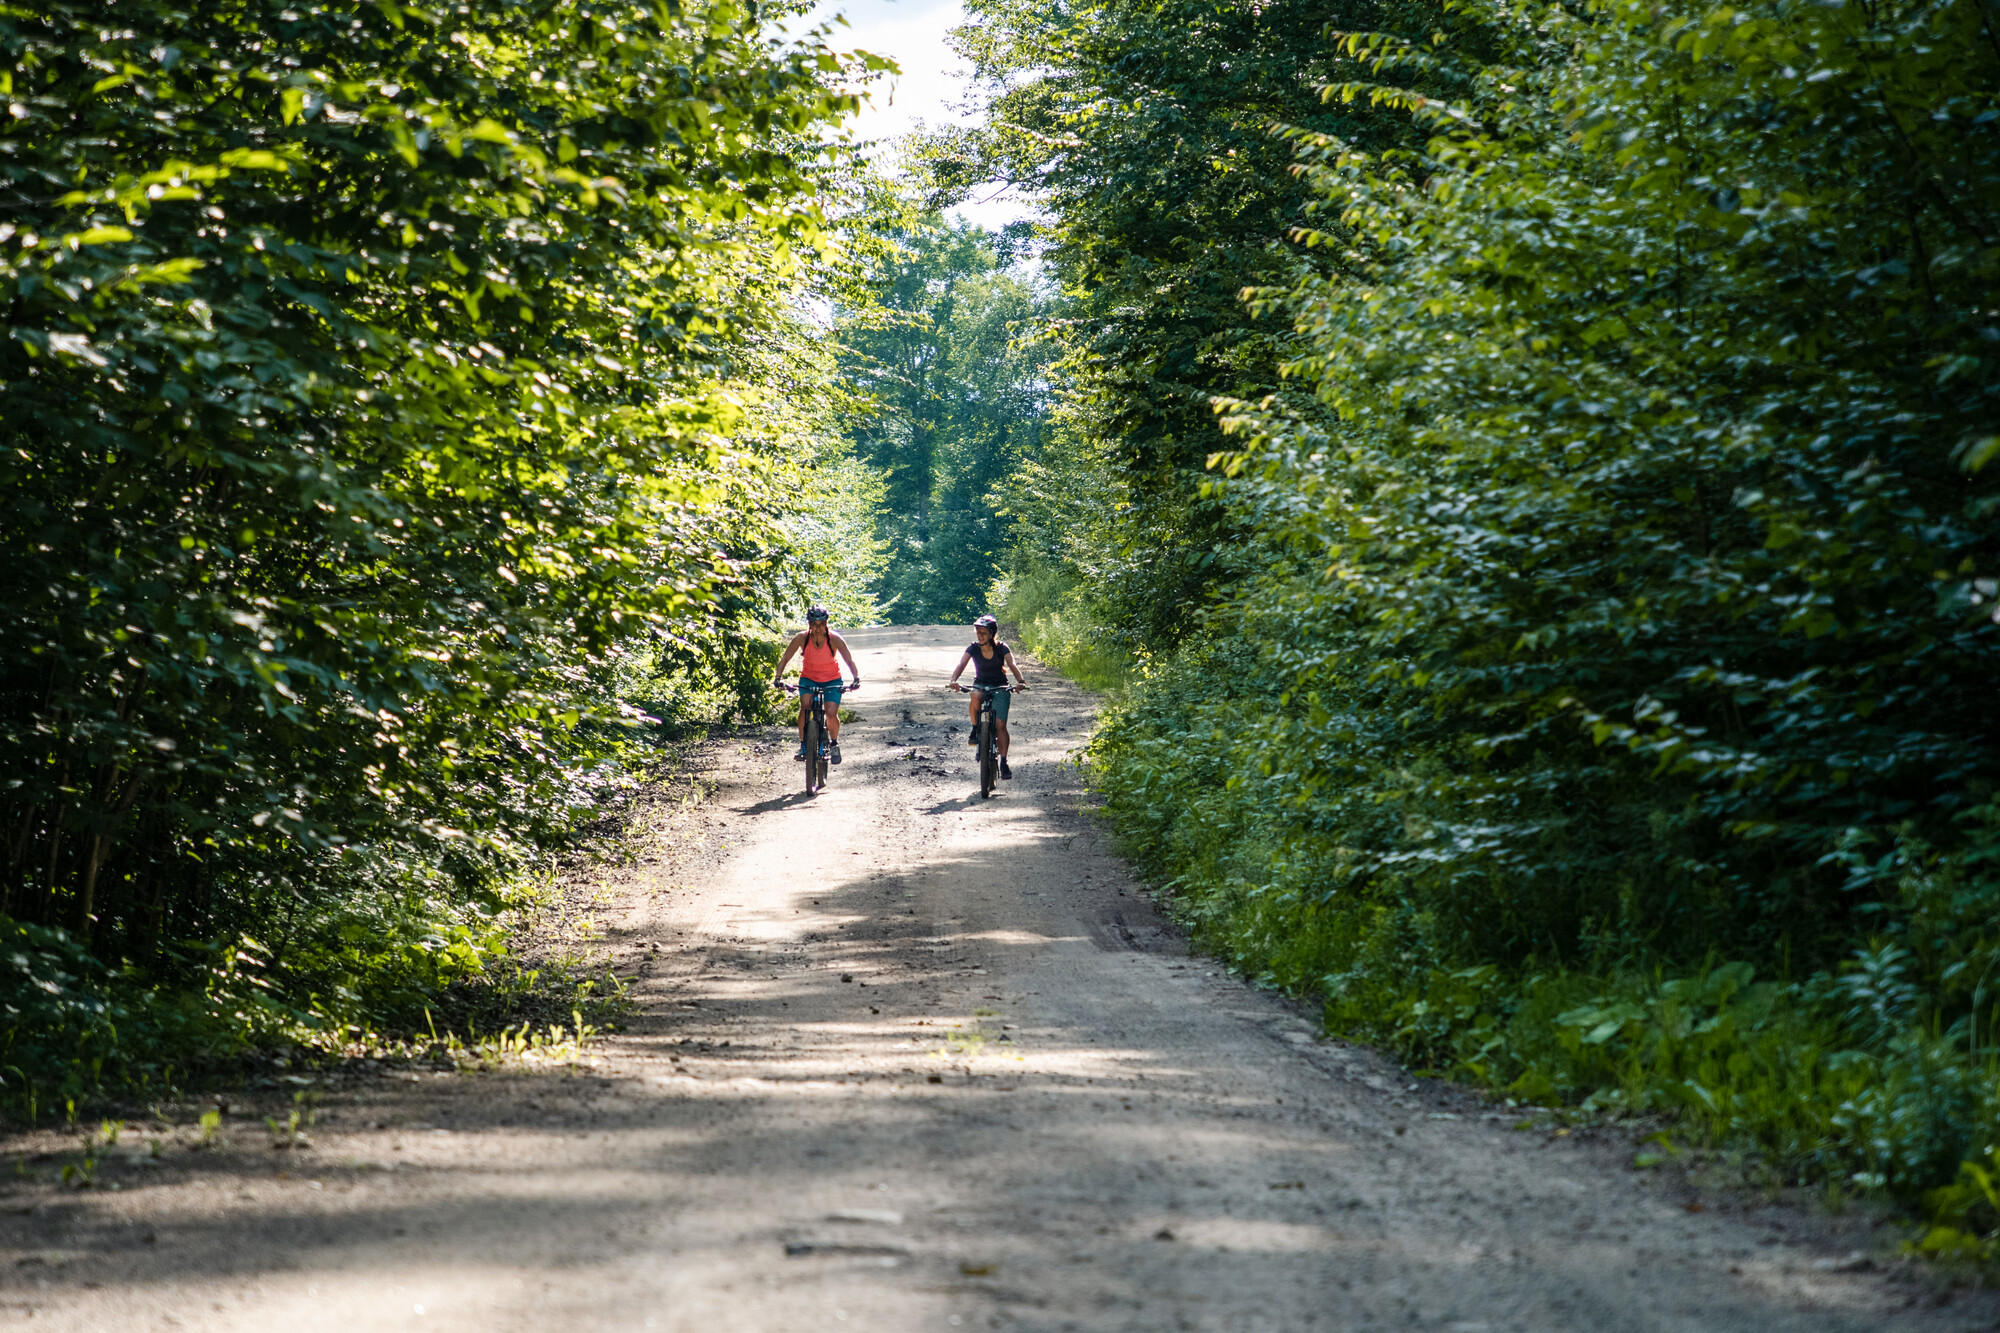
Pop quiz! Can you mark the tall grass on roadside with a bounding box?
[992,563,1136,693]
[0,874,633,1121]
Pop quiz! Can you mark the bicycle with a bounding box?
[956,683,1020,799]
[779,680,851,796]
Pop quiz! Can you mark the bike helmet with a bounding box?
[806,606,830,623]
[973,614,998,630]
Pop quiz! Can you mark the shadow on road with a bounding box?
[730,790,822,816]
[917,794,995,814]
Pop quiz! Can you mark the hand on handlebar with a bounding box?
[948,681,965,692]
[847,678,861,691]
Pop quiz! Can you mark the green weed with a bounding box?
[59,1152,95,1190]
[266,1091,317,1150]
[194,1108,222,1148]
[1915,1147,2000,1264]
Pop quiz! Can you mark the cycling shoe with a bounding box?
[829,744,842,765]
[1000,759,1013,780]
[794,746,806,761]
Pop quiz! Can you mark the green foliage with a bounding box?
[0,0,884,1109]
[921,0,1461,644]
[836,218,1048,622]
[778,449,892,630]
[1030,0,2000,1203]
[1211,0,1999,917]
[986,397,1143,684]
[1,913,282,1115]
[1916,1146,2000,1264]
[992,561,1133,693]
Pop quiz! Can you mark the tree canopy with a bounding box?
[1,0,881,1106]
[836,218,1048,622]
[966,0,2000,1200]
[918,0,1464,643]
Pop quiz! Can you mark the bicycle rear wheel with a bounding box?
[803,710,820,795]
[978,712,996,798]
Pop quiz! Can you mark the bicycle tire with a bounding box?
[978,710,997,798]
[803,710,820,795]
[818,704,833,787]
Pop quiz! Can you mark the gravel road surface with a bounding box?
[4,625,1988,1331]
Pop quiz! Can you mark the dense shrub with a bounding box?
[1045,0,2000,1198]
[0,0,882,1112]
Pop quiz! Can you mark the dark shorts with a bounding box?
[798,676,844,705]
[971,684,1011,720]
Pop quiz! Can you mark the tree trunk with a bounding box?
[71,771,147,941]
[73,834,108,937]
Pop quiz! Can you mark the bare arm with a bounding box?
[772,631,806,680]
[947,650,972,688]
[1008,650,1028,686]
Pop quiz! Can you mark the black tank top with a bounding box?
[969,641,1009,686]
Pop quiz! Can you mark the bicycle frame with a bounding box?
[780,681,837,795]
[967,684,1016,799]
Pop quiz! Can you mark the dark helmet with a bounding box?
[806,606,830,623]
[973,614,998,631]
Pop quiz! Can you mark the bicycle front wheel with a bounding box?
[978,712,996,798]
[803,711,821,795]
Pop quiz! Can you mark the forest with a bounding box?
[6,0,2000,1250]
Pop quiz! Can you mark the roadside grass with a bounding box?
[0,899,639,1129]
[1110,736,2000,1267]
[993,564,1135,695]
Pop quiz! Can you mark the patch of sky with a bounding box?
[779,0,1037,233]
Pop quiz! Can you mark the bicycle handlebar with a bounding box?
[776,680,859,695]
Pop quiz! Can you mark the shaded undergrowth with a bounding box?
[0,721,759,1122]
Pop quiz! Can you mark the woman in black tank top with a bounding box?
[948,616,1030,778]
[969,638,1010,685]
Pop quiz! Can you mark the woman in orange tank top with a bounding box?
[772,606,860,763]
[801,633,839,681]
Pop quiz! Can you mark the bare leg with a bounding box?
[796,699,808,745]
[828,707,841,743]
[996,719,1010,758]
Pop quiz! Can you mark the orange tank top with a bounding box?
[801,631,838,681]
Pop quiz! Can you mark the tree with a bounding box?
[1084,0,2000,1190]
[837,218,1048,621]
[914,0,1463,643]
[0,0,866,981]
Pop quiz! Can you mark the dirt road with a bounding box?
[5,626,1988,1331]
